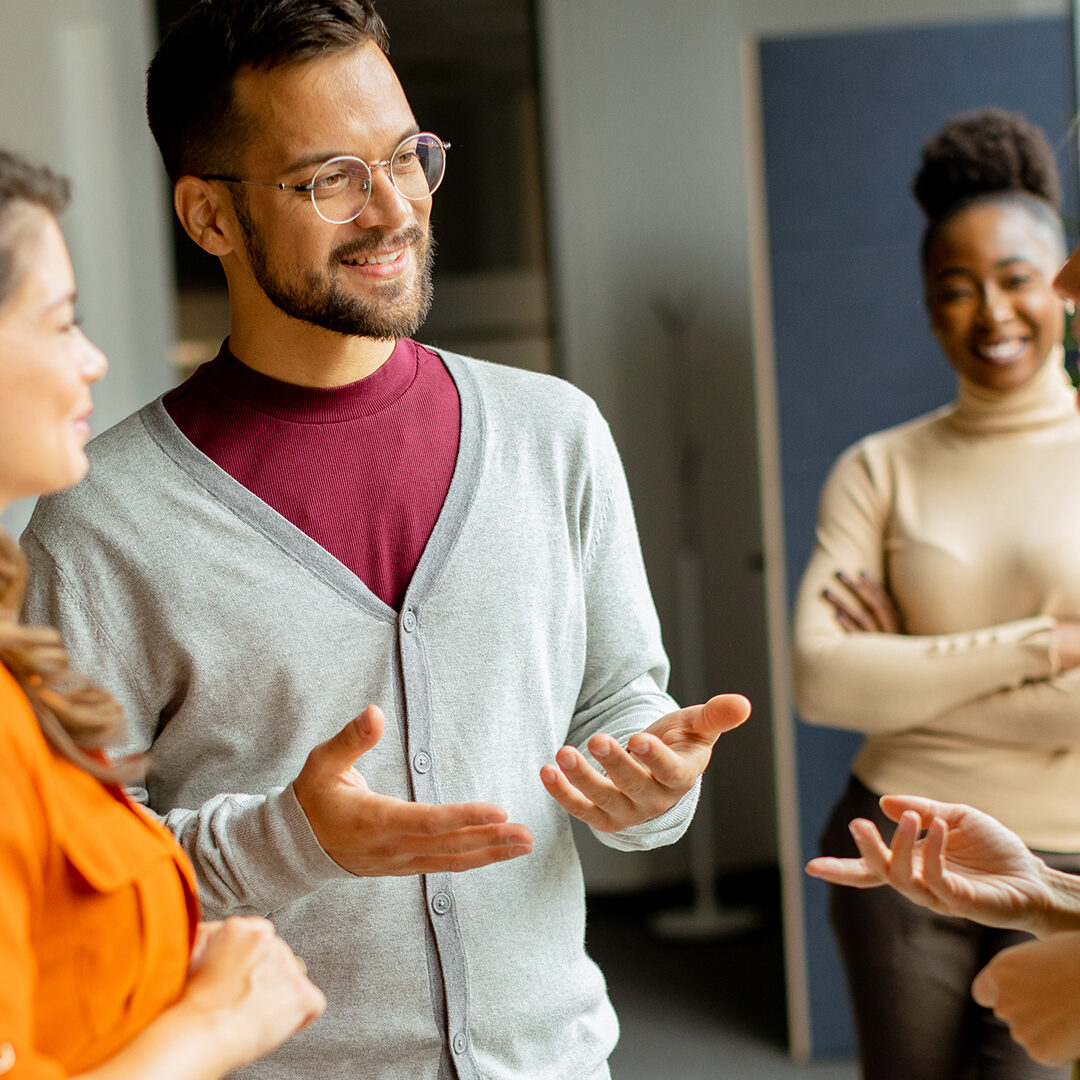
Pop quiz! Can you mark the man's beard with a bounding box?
[233,194,435,339]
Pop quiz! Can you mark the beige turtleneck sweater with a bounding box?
[792,348,1080,850]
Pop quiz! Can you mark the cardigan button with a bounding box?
[402,610,417,632]
[431,891,452,915]
[452,1032,468,1054]
[413,751,432,774]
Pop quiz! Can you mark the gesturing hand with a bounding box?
[805,795,1055,934]
[539,694,750,833]
[822,570,903,633]
[293,704,533,876]
[973,931,1080,1066]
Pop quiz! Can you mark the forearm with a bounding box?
[73,1000,244,1080]
[792,617,1056,734]
[571,409,689,850]
[166,784,351,918]
[1031,866,1080,938]
[925,668,1080,747]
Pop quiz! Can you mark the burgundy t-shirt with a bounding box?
[163,338,461,611]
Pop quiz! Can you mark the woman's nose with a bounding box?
[977,285,1012,325]
[80,331,108,384]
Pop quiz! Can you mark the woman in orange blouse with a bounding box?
[0,149,326,1078]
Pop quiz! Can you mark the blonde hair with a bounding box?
[0,528,143,783]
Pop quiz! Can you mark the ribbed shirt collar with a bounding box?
[204,338,418,423]
[948,344,1078,434]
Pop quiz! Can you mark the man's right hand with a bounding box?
[292,704,533,876]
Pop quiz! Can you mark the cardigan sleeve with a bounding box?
[566,406,699,851]
[19,529,354,921]
[792,442,1057,735]
[0,690,68,1080]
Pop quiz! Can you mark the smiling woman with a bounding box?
[790,108,1080,1080]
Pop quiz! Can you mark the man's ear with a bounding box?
[173,176,236,257]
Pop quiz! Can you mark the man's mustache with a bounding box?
[331,225,427,263]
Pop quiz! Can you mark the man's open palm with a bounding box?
[540,694,751,832]
[294,704,533,875]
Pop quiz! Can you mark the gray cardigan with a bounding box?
[22,352,695,1080]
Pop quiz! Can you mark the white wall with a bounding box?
[0,0,175,539]
[537,0,1067,889]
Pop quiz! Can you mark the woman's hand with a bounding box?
[973,931,1080,1066]
[1050,619,1080,672]
[806,795,1059,935]
[178,917,325,1071]
[821,571,903,633]
[76,917,325,1080]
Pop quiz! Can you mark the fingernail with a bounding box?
[593,741,611,759]
[509,845,531,856]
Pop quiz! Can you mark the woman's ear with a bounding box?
[173,177,236,258]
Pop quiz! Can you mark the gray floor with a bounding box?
[586,884,859,1080]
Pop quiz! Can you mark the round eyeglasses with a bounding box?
[201,132,450,224]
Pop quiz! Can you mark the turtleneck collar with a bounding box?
[947,344,1078,435]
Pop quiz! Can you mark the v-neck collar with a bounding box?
[139,351,485,621]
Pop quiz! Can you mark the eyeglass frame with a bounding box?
[199,131,450,224]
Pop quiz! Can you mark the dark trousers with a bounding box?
[820,775,1080,1080]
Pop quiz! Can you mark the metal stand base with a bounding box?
[651,898,762,941]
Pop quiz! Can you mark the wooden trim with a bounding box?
[740,34,812,1064]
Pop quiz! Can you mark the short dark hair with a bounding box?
[147,0,391,182]
[913,106,1066,264]
[0,149,70,307]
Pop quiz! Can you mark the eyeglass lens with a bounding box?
[310,133,447,224]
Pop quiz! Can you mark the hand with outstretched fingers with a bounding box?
[805,794,1080,936]
[973,931,1080,1067]
[539,694,751,833]
[293,704,533,876]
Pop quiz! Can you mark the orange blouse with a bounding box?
[0,664,198,1078]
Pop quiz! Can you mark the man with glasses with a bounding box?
[21,2,750,1078]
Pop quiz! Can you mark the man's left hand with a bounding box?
[540,694,750,832]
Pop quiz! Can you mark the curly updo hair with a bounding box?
[913,106,1066,264]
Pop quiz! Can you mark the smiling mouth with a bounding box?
[972,339,1029,364]
[341,248,405,267]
